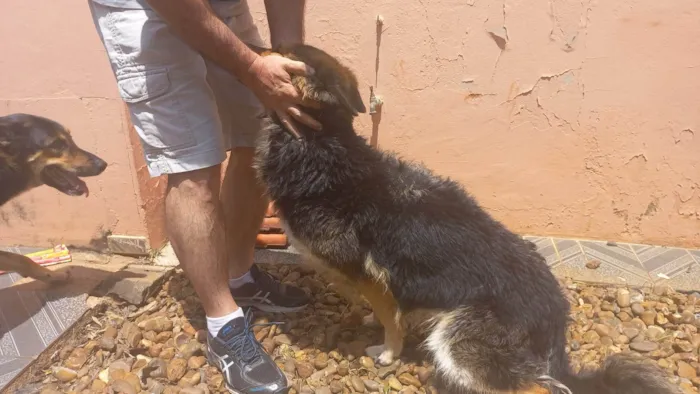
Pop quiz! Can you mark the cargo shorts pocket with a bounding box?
[117,68,196,151]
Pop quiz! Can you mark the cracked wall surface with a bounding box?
[2,0,697,249]
[0,1,147,247]
[249,0,699,247]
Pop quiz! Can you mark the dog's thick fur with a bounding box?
[0,113,107,283]
[252,44,680,394]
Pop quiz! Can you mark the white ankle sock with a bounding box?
[228,270,254,289]
[207,307,245,337]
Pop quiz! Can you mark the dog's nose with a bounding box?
[93,156,108,174]
[74,151,108,177]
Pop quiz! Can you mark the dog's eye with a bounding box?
[47,139,67,154]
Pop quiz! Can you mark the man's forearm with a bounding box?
[265,0,306,48]
[145,0,259,85]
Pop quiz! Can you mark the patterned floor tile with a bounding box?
[658,261,700,292]
[579,240,649,276]
[0,245,91,391]
[0,246,43,255]
[0,274,48,358]
[551,250,652,287]
[527,237,558,266]
[44,293,88,331]
[0,276,19,358]
[0,357,31,388]
[602,241,634,251]
[550,238,581,268]
[688,249,700,263]
[634,246,697,278]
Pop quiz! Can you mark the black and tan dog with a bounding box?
[0,113,107,284]
[252,44,679,394]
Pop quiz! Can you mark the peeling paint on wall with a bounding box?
[247,0,700,248]
[0,1,147,248]
[2,0,697,249]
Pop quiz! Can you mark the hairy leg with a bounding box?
[220,147,268,278]
[165,166,237,317]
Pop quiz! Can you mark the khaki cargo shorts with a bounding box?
[88,0,267,177]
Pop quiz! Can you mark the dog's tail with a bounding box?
[547,352,680,394]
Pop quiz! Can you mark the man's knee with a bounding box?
[167,166,222,203]
[224,148,260,186]
[228,147,256,169]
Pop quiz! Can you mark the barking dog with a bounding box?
[0,113,107,283]
[253,44,679,394]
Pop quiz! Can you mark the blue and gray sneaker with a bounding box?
[231,265,310,313]
[206,310,288,394]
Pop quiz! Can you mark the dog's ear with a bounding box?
[271,44,368,116]
[295,79,366,116]
[328,83,366,116]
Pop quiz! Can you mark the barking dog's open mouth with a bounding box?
[40,165,90,197]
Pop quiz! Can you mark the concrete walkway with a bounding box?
[252,235,700,293]
[2,235,699,389]
[0,247,133,388]
[524,236,700,292]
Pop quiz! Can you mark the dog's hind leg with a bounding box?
[0,251,70,284]
[356,279,404,366]
[308,265,366,308]
[426,308,549,394]
[297,252,366,307]
[304,262,372,327]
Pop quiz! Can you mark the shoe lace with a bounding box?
[224,309,285,364]
[254,267,288,295]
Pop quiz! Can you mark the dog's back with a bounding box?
[254,44,680,394]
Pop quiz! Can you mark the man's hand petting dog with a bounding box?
[245,53,322,139]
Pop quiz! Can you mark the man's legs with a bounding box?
[220,148,267,280]
[165,166,238,318]
[88,2,291,393]
[213,99,310,314]
[204,0,310,313]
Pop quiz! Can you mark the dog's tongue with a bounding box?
[76,177,89,197]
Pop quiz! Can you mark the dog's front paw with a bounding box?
[47,270,71,284]
[365,344,394,366]
[377,349,395,366]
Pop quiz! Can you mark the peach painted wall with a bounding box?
[2,0,698,250]
[247,0,700,248]
[0,1,148,248]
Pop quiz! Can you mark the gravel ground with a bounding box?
[20,264,700,394]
